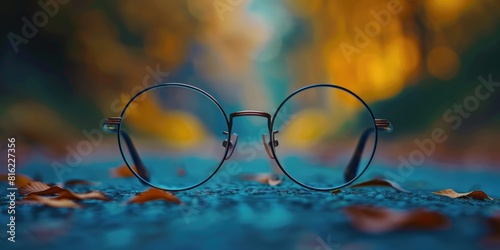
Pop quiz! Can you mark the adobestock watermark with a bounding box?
[51,64,169,182]
[213,0,245,21]
[340,0,410,63]
[385,74,500,183]
[7,0,71,54]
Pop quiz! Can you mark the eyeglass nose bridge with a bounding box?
[229,110,272,125]
[225,110,279,160]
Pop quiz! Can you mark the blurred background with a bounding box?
[1,0,499,182]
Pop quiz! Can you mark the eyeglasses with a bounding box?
[103,83,392,191]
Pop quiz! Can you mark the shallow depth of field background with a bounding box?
[1,0,500,181]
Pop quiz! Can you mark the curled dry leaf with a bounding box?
[127,188,182,204]
[63,179,100,187]
[19,181,52,195]
[351,178,409,192]
[20,181,111,201]
[344,206,450,233]
[433,189,493,200]
[20,195,81,209]
[240,173,282,186]
[21,183,67,196]
[57,190,111,201]
[0,174,32,188]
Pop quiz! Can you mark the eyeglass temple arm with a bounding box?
[103,117,151,183]
[343,119,393,183]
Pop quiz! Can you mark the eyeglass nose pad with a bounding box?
[262,132,279,160]
[222,132,238,160]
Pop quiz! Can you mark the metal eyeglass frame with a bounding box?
[103,83,393,191]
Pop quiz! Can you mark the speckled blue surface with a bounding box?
[1,162,500,250]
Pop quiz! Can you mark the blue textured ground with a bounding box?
[1,162,500,250]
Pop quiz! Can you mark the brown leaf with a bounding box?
[20,195,81,209]
[344,206,450,233]
[0,174,33,188]
[331,189,342,195]
[127,188,182,204]
[57,190,111,201]
[20,181,111,201]
[19,181,52,195]
[433,189,493,200]
[20,182,67,196]
[351,178,409,192]
[240,173,282,186]
[110,164,138,178]
[63,179,100,187]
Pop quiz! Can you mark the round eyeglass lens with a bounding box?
[119,84,229,190]
[271,85,377,190]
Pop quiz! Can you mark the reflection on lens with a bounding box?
[119,84,228,190]
[272,85,376,190]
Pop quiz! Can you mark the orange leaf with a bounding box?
[0,174,32,188]
[351,178,409,192]
[344,206,450,233]
[240,173,282,186]
[20,183,66,196]
[127,188,182,204]
[57,190,111,201]
[20,181,111,201]
[111,164,138,178]
[21,195,81,209]
[433,189,493,200]
[19,181,52,195]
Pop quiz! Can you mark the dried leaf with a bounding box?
[21,195,81,209]
[240,173,282,186]
[19,181,52,195]
[344,206,450,233]
[433,189,493,200]
[20,181,111,201]
[111,164,138,178]
[351,178,409,192]
[127,188,181,204]
[267,178,282,186]
[57,190,111,201]
[331,189,342,195]
[0,174,33,188]
[20,182,66,196]
[63,179,100,187]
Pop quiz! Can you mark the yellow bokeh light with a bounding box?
[425,0,475,26]
[124,97,207,149]
[281,109,330,149]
